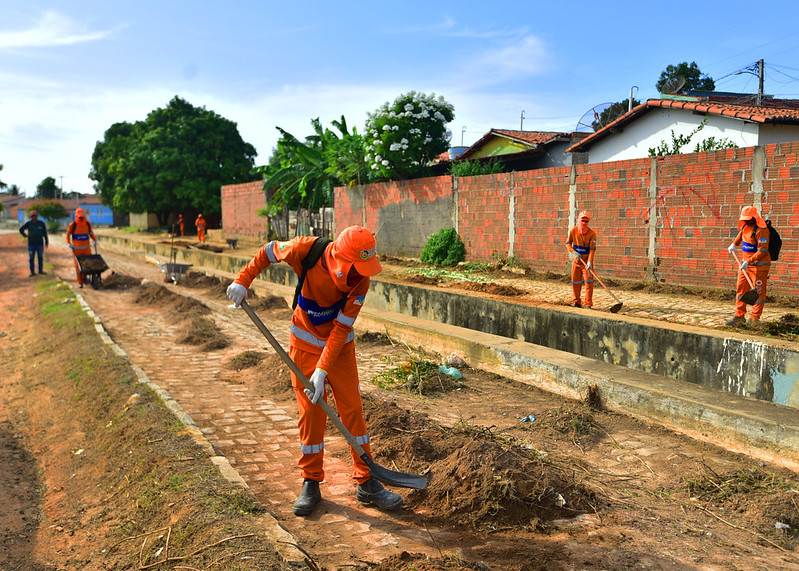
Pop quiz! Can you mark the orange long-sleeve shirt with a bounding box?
[566,227,596,263]
[732,225,771,267]
[234,237,369,371]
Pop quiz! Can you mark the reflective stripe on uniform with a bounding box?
[264,241,278,264]
[336,311,356,327]
[354,433,370,446]
[301,441,324,454]
[291,324,355,348]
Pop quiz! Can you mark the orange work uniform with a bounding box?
[66,210,96,285]
[233,237,374,484]
[566,225,597,307]
[731,224,770,320]
[178,215,185,236]
[196,215,206,242]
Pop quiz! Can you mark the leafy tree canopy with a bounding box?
[36,176,59,199]
[365,91,455,181]
[30,200,66,222]
[0,164,7,191]
[7,184,20,196]
[656,61,715,94]
[89,96,257,225]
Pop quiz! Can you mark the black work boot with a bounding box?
[292,479,321,516]
[726,316,746,327]
[356,478,403,510]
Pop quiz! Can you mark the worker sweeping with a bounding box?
[226,226,403,516]
[195,213,207,242]
[566,210,597,308]
[65,208,97,289]
[726,205,771,327]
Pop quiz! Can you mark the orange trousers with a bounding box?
[197,228,206,242]
[571,260,594,307]
[735,266,768,319]
[289,341,372,484]
[72,247,92,284]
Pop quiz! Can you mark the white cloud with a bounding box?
[0,10,119,49]
[458,35,551,88]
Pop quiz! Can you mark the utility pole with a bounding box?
[629,86,638,112]
[520,110,525,130]
[756,59,764,106]
[59,176,64,200]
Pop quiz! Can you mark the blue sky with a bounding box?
[2,1,799,197]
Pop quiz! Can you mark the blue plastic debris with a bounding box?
[520,414,536,423]
[438,364,463,379]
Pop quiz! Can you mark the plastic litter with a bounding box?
[438,364,463,379]
[445,353,465,368]
[776,522,791,530]
[520,414,536,423]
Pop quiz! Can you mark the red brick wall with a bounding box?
[329,144,799,296]
[220,181,268,238]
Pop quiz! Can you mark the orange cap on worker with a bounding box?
[331,225,382,276]
[737,205,766,229]
[578,210,591,221]
[76,207,86,220]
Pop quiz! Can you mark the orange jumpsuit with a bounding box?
[66,217,96,285]
[178,216,185,236]
[233,237,373,484]
[566,226,597,307]
[731,225,770,319]
[196,215,206,242]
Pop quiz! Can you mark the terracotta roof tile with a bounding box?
[458,129,571,161]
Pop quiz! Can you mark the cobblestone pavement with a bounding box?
[47,237,448,568]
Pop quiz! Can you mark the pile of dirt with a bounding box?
[178,315,230,351]
[249,294,290,311]
[101,272,142,289]
[407,274,440,286]
[453,281,524,296]
[180,270,224,289]
[761,313,799,338]
[227,350,269,371]
[135,281,210,316]
[363,398,592,531]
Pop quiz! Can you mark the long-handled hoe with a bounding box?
[578,258,623,313]
[239,300,430,490]
[730,250,759,305]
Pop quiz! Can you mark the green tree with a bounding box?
[592,99,640,131]
[0,164,7,191]
[656,61,715,94]
[449,157,505,177]
[30,201,67,231]
[8,184,21,196]
[36,177,59,199]
[89,96,257,226]
[365,91,455,181]
[323,116,370,187]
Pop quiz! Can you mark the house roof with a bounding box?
[458,129,574,161]
[566,98,799,153]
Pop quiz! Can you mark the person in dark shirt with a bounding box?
[19,210,49,276]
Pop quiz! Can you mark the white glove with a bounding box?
[585,261,593,271]
[572,252,582,262]
[68,243,74,249]
[226,283,248,306]
[304,368,327,404]
[740,261,749,271]
[727,243,736,253]
[93,241,98,248]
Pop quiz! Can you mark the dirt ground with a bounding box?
[3,230,799,570]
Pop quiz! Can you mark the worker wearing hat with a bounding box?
[195,213,206,242]
[19,209,49,276]
[177,214,185,236]
[226,226,403,516]
[566,210,597,308]
[65,208,97,288]
[726,205,771,327]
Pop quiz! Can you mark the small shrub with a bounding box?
[420,227,465,266]
[449,157,504,177]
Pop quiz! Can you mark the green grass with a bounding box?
[409,266,491,283]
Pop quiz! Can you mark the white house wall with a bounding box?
[758,124,799,146]
[587,110,760,163]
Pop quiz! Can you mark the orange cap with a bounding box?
[737,205,766,229]
[76,208,86,219]
[332,226,382,276]
[578,210,591,221]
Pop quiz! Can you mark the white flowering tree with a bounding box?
[365,91,455,181]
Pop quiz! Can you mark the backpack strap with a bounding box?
[293,237,333,310]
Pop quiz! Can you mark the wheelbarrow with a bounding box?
[75,244,109,290]
[158,261,193,284]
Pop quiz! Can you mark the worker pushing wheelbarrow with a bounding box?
[66,207,109,289]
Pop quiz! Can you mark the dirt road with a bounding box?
[3,230,799,570]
